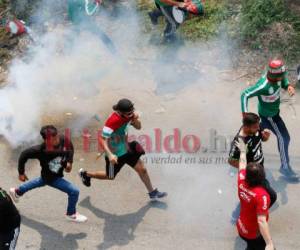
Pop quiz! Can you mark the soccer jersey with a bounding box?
[237,170,270,239]
[229,127,264,164]
[241,73,289,117]
[102,112,132,157]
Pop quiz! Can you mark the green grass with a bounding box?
[237,0,300,62]
[137,0,229,40]
[180,0,228,40]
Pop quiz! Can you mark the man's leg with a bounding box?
[79,157,123,187]
[160,6,179,41]
[49,178,80,216]
[133,159,167,199]
[128,141,167,199]
[148,4,163,25]
[86,171,109,180]
[261,115,296,177]
[269,114,291,170]
[16,177,46,196]
[262,179,277,208]
[134,159,154,193]
[241,235,266,250]
[0,227,20,250]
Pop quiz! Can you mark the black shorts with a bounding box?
[105,141,145,179]
[0,227,20,250]
[240,234,266,250]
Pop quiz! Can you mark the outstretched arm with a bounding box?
[235,137,247,171]
[241,79,265,115]
[18,146,40,181]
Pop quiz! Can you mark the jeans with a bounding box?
[260,113,290,169]
[18,177,79,215]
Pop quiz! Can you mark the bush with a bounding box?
[240,0,288,39]
[238,0,300,61]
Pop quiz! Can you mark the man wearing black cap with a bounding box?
[79,98,167,200]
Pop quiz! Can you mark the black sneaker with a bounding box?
[148,12,158,25]
[149,188,168,200]
[279,166,299,181]
[79,168,91,187]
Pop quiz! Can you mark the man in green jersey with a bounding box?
[148,0,187,42]
[67,0,116,53]
[241,59,297,178]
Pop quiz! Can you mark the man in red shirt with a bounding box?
[235,138,274,250]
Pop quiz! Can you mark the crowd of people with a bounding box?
[1,0,300,249]
[1,59,299,250]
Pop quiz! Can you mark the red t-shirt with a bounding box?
[237,169,270,239]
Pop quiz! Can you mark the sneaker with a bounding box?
[148,12,158,25]
[279,166,299,180]
[9,188,20,203]
[149,188,168,200]
[66,213,88,223]
[79,168,91,187]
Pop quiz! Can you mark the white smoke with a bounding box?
[0,0,234,148]
[0,0,142,146]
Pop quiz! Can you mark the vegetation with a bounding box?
[238,0,300,61]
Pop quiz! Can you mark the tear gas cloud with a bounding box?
[0,0,233,147]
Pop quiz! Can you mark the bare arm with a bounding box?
[131,113,141,130]
[101,137,118,164]
[257,215,274,250]
[228,159,239,169]
[236,137,247,171]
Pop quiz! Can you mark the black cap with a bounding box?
[113,99,134,113]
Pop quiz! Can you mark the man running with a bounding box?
[229,112,277,207]
[79,98,167,200]
[67,0,116,53]
[148,0,187,42]
[241,59,297,178]
[9,125,87,223]
[0,187,21,250]
[235,138,275,250]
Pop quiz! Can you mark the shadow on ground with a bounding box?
[21,215,87,250]
[79,196,168,250]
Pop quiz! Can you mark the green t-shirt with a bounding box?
[241,73,289,117]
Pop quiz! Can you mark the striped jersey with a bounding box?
[229,127,264,165]
[241,74,289,117]
[102,112,132,157]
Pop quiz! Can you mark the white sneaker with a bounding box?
[66,213,88,223]
[9,188,20,203]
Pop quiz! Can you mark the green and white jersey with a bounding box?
[102,112,132,157]
[241,73,289,117]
